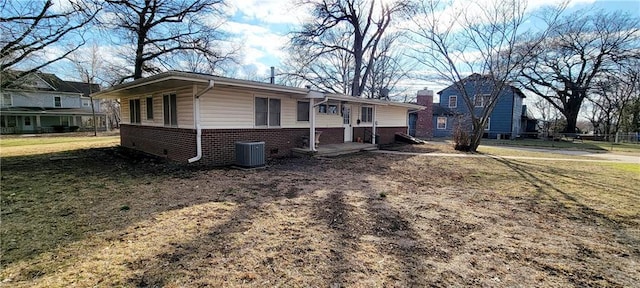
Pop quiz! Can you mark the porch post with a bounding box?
[309,99,315,151]
[372,105,377,145]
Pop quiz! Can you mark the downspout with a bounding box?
[188,80,215,163]
[310,96,329,151]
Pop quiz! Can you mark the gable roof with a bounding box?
[1,70,100,97]
[437,73,525,98]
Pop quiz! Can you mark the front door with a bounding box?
[342,104,352,142]
[22,116,33,131]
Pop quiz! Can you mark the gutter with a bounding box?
[188,80,215,163]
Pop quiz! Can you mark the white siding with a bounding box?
[120,85,193,127]
[200,87,254,128]
[376,105,408,127]
[121,99,130,123]
[200,86,316,129]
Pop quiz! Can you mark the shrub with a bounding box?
[453,121,472,151]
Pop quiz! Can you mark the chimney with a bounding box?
[415,88,434,138]
[270,66,275,84]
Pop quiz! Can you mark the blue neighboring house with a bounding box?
[433,74,527,139]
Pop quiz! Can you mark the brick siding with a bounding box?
[353,126,407,144]
[121,125,350,166]
[416,90,434,138]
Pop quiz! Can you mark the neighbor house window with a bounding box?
[82,99,90,107]
[54,96,62,107]
[1,93,11,106]
[255,97,281,127]
[361,106,373,123]
[129,99,141,124]
[448,95,457,108]
[437,117,447,129]
[24,117,31,126]
[474,94,491,107]
[163,93,177,126]
[146,97,154,120]
[297,101,309,122]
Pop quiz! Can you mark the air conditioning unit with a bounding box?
[235,141,265,167]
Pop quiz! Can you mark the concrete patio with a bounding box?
[292,142,378,157]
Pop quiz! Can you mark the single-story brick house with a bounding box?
[92,71,424,165]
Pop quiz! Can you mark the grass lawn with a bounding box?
[482,138,640,153]
[0,135,120,157]
[1,139,639,287]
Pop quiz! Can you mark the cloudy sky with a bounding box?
[48,0,639,99]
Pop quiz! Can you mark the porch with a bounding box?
[292,142,378,157]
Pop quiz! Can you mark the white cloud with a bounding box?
[221,21,289,68]
[227,1,308,24]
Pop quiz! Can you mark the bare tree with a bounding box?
[0,0,99,87]
[101,0,234,81]
[283,31,355,94]
[518,9,640,134]
[587,61,640,138]
[290,0,408,97]
[532,94,559,138]
[67,43,103,136]
[406,0,565,151]
[365,34,413,99]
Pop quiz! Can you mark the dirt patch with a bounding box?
[1,145,639,287]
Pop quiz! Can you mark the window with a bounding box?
[297,101,309,122]
[24,117,31,126]
[327,104,338,114]
[318,103,339,114]
[82,99,90,107]
[2,93,12,106]
[163,93,177,126]
[361,106,373,123]
[54,96,62,107]
[129,99,141,124]
[474,94,491,107]
[146,97,154,120]
[437,117,447,129]
[318,104,327,114]
[269,98,281,126]
[255,97,281,127]
[448,95,457,108]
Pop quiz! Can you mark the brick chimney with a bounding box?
[415,88,433,138]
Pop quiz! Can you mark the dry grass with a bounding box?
[1,141,639,287]
[0,135,119,157]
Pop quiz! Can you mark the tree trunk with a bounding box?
[134,29,146,79]
[469,127,483,152]
[562,94,584,134]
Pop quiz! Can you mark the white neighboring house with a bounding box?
[1,70,107,134]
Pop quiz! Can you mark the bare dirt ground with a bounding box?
[1,145,639,287]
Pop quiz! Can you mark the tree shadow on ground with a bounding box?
[115,152,476,287]
[0,146,216,267]
[490,157,639,286]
